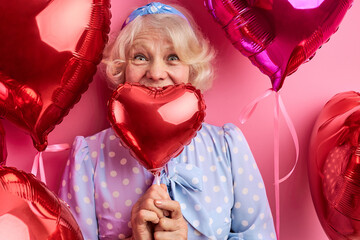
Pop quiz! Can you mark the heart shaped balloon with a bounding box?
[0,166,83,239]
[0,0,111,151]
[309,91,360,239]
[108,83,206,173]
[205,0,353,91]
[0,122,6,166]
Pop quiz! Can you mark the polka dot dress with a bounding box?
[59,123,276,239]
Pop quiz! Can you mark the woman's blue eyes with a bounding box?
[168,54,180,61]
[134,55,147,61]
[133,54,180,61]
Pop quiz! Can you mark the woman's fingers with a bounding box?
[145,184,170,200]
[159,184,170,199]
[136,209,160,224]
[154,199,182,219]
[139,198,164,219]
[130,184,172,239]
[136,184,171,219]
[157,217,182,231]
[153,216,188,240]
[154,199,187,233]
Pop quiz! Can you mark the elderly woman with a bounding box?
[59,2,276,240]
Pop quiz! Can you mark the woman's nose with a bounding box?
[146,59,168,81]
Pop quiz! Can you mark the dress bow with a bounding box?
[155,161,215,238]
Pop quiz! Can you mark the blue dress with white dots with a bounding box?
[59,123,277,240]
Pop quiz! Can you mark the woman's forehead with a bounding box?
[135,26,169,38]
[132,31,173,47]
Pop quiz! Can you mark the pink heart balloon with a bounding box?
[309,91,360,239]
[108,83,206,174]
[205,0,353,91]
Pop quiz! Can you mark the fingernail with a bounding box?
[154,200,162,206]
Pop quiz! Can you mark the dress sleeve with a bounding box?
[58,136,98,240]
[223,123,277,240]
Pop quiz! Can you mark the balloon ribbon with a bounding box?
[239,89,299,239]
[149,167,164,185]
[31,143,70,184]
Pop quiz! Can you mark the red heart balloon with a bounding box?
[205,0,353,91]
[0,166,83,239]
[0,123,6,166]
[309,91,360,239]
[0,0,111,151]
[108,83,206,173]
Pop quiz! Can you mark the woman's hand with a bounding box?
[130,184,170,240]
[153,194,188,240]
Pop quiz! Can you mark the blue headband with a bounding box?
[122,2,187,29]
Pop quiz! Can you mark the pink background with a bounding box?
[3,1,360,239]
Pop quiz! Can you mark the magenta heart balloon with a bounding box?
[205,0,353,91]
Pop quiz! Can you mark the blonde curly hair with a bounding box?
[102,3,215,92]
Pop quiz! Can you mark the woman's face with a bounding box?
[124,31,190,88]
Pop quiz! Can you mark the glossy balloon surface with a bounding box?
[309,91,360,239]
[108,83,206,173]
[0,0,111,151]
[0,122,6,166]
[0,166,83,239]
[205,0,353,91]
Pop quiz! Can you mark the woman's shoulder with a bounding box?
[199,122,244,139]
[83,127,116,142]
[71,127,117,152]
[75,127,115,146]
[197,122,250,162]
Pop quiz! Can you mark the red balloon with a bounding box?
[0,122,7,166]
[108,83,206,174]
[0,166,83,239]
[205,0,353,91]
[309,91,360,239]
[0,0,111,151]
